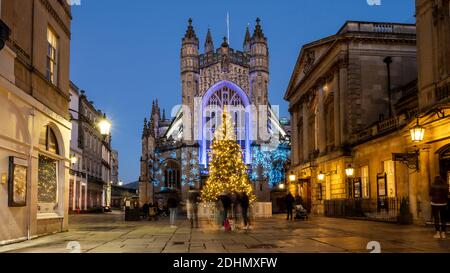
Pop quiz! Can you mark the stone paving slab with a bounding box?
[1,213,449,253]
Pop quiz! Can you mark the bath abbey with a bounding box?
[139,18,290,204]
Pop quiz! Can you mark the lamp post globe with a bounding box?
[99,114,112,136]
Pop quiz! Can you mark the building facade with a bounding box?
[0,0,72,244]
[139,18,290,205]
[111,149,119,185]
[69,87,112,211]
[68,82,87,212]
[285,21,418,218]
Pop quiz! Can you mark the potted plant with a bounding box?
[397,197,413,225]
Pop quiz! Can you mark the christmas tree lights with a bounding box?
[201,106,256,202]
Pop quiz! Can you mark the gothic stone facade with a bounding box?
[139,18,289,205]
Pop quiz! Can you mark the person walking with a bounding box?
[167,194,179,228]
[188,188,200,228]
[220,192,232,220]
[430,176,448,239]
[216,196,225,229]
[285,192,295,221]
[241,192,250,229]
[142,202,149,220]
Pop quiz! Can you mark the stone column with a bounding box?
[419,148,432,223]
[318,86,326,154]
[333,71,341,147]
[339,62,348,144]
[302,102,309,160]
[291,108,299,165]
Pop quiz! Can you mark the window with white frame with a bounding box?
[46,27,58,85]
[360,165,370,199]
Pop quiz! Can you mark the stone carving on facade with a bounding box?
[303,50,315,75]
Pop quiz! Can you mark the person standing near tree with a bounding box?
[241,192,250,229]
[430,176,448,239]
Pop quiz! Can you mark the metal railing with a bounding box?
[324,197,401,222]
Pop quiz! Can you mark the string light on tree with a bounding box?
[201,106,256,202]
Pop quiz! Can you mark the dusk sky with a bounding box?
[70,0,415,183]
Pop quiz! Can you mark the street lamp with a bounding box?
[98,114,112,137]
[410,118,425,143]
[345,164,355,178]
[317,171,325,181]
[289,172,296,183]
[279,183,285,190]
[70,155,77,165]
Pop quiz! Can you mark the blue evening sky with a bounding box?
[70,0,415,183]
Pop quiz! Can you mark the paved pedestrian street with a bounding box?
[0,212,449,253]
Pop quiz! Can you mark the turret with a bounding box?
[243,26,251,53]
[249,18,269,141]
[150,100,160,137]
[181,18,199,74]
[250,17,269,74]
[142,118,148,138]
[180,18,200,143]
[204,28,214,53]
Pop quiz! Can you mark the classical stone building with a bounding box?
[285,21,417,217]
[68,82,87,212]
[139,18,290,205]
[0,0,72,244]
[111,149,119,185]
[286,4,450,224]
[72,89,112,210]
[410,0,450,221]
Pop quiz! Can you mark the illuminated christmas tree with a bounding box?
[201,107,256,202]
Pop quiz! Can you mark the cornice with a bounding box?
[39,0,71,39]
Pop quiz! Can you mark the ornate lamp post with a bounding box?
[98,114,112,138]
[345,164,355,178]
[410,118,425,143]
[317,171,325,182]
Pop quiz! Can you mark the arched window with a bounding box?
[200,81,251,165]
[38,125,60,215]
[39,125,59,154]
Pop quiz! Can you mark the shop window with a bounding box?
[360,165,370,198]
[38,126,60,215]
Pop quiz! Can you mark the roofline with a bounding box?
[337,20,416,34]
[284,20,417,101]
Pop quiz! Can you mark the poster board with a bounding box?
[8,157,28,207]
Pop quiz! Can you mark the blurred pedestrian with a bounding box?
[285,192,295,221]
[220,192,232,220]
[188,187,200,228]
[241,192,250,229]
[430,176,448,239]
[167,194,179,228]
[142,202,149,219]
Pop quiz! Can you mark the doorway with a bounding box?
[299,179,312,213]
